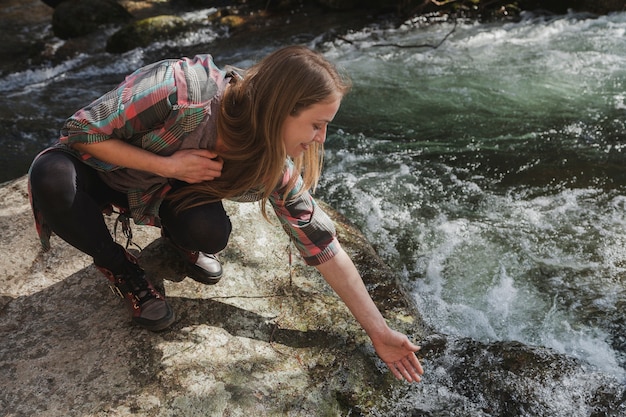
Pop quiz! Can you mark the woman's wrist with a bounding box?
[365,320,393,344]
[152,154,173,178]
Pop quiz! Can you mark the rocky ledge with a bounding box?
[0,175,424,416]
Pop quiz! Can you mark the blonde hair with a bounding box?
[169,45,351,217]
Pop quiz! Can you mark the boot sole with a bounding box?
[186,264,222,285]
[134,309,176,332]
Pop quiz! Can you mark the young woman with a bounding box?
[28,46,424,383]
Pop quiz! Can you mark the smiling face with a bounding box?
[281,97,342,158]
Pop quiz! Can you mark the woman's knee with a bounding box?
[29,152,78,211]
[161,201,232,253]
[185,211,232,253]
[202,215,232,253]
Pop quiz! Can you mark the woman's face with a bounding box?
[281,97,341,158]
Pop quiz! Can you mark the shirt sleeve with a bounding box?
[270,160,340,266]
[59,59,179,170]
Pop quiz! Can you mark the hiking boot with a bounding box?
[182,250,223,285]
[161,231,223,285]
[97,251,176,332]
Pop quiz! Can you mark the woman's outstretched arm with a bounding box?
[316,247,424,383]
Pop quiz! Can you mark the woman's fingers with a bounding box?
[170,150,223,182]
[387,355,423,383]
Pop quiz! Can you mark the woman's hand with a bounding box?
[166,149,223,183]
[371,330,423,383]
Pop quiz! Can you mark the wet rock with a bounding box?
[317,0,392,11]
[106,15,187,53]
[206,7,255,33]
[413,335,626,416]
[40,0,64,7]
[518,0,626,15]
[52,0,132,39]
[0,0,54,74]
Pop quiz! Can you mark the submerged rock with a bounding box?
[379,334,626,416]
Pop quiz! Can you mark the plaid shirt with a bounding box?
[33,55,338,266]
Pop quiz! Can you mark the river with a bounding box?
[318,12,626,415]
[1,4,625,416]
[322,12,626,376]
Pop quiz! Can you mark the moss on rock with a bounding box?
[106,15,187,53]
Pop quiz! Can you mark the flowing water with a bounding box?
[1,6,626,415]
[321,11,626,375]
[318,12,626,415]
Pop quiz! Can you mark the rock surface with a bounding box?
[0,175,423,416]
[2,174,625,415]
[106,14,187,53]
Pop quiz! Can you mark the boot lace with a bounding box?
[117,263,158,304]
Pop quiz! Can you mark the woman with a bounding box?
[28,46,424,383]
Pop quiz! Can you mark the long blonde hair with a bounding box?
[169,45,351,217]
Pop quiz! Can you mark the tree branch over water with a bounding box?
[337,19,457,49]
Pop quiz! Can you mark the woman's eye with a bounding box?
[313,124,321,130]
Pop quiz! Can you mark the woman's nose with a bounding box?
[314,126,327,143]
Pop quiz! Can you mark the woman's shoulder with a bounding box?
[175,55,228,106]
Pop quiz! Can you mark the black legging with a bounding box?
[29,149,232,272]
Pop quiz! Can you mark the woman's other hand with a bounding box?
[166,149,223,183]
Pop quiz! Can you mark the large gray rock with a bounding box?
[0,175,423,416]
